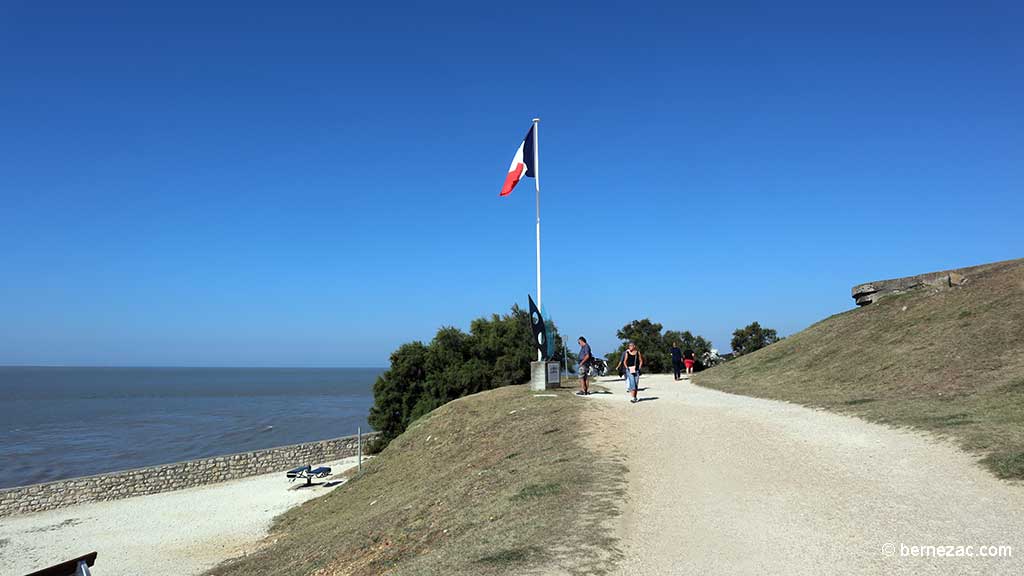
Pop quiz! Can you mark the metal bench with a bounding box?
[286,465,332,486]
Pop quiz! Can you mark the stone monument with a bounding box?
[530,359,561,391]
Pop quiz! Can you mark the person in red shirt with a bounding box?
[683,348,695,376]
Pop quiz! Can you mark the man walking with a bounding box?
[576,336,592,396]
[670,342,683,381]
[683,347,696,376]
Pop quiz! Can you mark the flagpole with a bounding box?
[533,118,541,361]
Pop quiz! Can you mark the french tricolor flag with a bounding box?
[500,124,536,196]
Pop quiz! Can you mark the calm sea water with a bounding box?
[0,367,380,490]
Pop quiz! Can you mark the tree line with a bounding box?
[603,319,713,373]
[368,306,777,448]
[600,319,778,371]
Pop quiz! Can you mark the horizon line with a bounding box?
[0,364,389,370]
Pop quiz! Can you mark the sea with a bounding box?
[0,366,381,490]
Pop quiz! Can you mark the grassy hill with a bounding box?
[208,384,626,576]
[698,258,1024,480]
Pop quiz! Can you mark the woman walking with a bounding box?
[623,341,643,403]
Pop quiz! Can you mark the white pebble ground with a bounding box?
[0,456,363,576]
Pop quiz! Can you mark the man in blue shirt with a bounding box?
[670,342,683,381]
[577,336,592,396]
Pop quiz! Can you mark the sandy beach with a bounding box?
[0,456,363,576]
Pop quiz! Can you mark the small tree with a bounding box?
[730,322,780,356]
[368,341,430,442]
[612,319,669,373]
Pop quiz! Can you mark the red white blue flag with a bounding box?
[500,124,536,196]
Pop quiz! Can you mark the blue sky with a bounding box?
[1,1,1021,366]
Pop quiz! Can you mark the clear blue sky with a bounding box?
[2,1,1021,366]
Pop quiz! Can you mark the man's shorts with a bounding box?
[684,359,695,369]
[579,364,591,378]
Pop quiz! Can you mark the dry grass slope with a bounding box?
[698,258,1024,479]
[207,385,626,576]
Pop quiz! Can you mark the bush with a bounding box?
[730,322,780,356]
[368,304,567,447]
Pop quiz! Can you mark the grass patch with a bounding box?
[207,385,625,575]
[475,545,544,566]
[1001,378,1024,394]
[512,482,562,500]
[903,412,977,428]
[981,451,1024,480]
[697,258,1024,479]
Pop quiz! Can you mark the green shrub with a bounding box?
[368,304,567,447]
[731,321,780,356]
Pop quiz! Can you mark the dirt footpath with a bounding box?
[587,373,1023,576]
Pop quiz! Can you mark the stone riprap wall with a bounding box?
[0,432,377,518]
[850,259,1021,306]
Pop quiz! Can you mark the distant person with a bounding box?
[670,342,683,381]
[624,341,643,403]
[683,348,695,376]
[576,336,592,396]
[615,350,627,380]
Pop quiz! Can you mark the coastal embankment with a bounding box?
[700,257,1024,480]
[206,384,625,576]
[0,432,376,518]
[0,455,364,576]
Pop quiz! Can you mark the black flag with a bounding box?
[527,294,548,360]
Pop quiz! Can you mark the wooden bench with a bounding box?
[25,551,97,576]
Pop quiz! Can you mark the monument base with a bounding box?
[530,361,562,391]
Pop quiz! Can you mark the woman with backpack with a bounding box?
[623,341,643,403]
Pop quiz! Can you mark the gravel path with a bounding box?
[587,373,1024,576]
[0,456,363,576]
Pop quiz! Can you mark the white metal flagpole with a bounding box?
[533,118,541,307]
[533,118,541,361]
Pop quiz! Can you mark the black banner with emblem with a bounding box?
[527,294,548,361]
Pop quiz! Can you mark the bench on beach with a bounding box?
[286,464,332,486]
[25,551,97,576]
